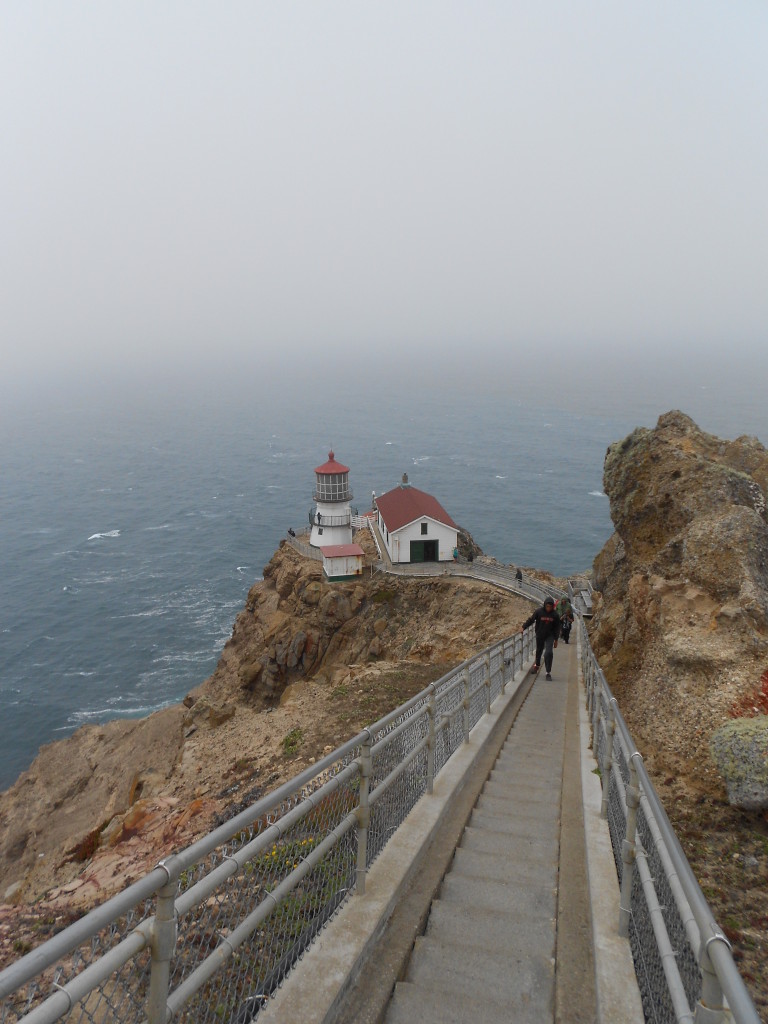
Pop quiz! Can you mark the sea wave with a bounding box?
[117,608,168,619]
[88,530,121,540]
[589,490,607,497]
[64,702,171,725]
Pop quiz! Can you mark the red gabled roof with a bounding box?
[322,544,365,558]
[314,450,349,474]
[375,485,458,533]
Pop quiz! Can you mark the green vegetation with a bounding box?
[282,728,304,756]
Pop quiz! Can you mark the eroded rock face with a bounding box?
[589,410,768,783]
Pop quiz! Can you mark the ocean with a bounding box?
[2,356,766,790]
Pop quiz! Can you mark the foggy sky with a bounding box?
[2,1,767,398]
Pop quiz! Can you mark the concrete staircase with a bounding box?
[384,671,568,1024]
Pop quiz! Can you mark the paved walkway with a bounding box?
[384,651,570,1023]
[261,637,642,1024]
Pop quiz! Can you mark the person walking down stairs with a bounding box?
[521,597,561,680]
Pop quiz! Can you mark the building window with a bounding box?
[421,522,428,535]
[318,527,323,535]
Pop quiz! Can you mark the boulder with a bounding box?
[710,718,768,811]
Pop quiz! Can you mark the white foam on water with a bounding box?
[87,530,121,540]
[118,608,167,619]
[589,490,607,497]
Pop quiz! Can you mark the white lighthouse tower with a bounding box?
[309,451,354,549]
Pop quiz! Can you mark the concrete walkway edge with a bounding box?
[576,632,645,1023]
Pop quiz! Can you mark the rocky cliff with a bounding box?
[588,410,768,1007]
[0,528,541,958]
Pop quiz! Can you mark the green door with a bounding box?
[410,540,438,562]
[410,541,425,562]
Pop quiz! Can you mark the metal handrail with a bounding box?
[307,511,354,528]
[2,618,759,1024]
[579,618,760,1024]
[0,633,528,1024]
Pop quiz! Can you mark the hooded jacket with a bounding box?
[523,603,561,640]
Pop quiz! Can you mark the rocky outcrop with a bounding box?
[587,411,768,1011]
[589,411,768,773]
[0,529,535,924]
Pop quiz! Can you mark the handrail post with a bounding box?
[695,936,730,1023]
[146,860,180,1024]
[463,668,470,743]
[584,640,594,715]
[600,698,617,819]
[619,752,641,937]
[427,690,436,795]
[591,676,601,760]
[355,734,372,894]
[483,653,491,714]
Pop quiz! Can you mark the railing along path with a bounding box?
[0,576,760,1024]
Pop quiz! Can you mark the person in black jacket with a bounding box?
[521,597,561,680]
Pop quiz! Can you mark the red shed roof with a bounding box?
[375,485,458,533]
[321,544,365,558]
[314,450,350,475]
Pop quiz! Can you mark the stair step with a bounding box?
[460,824,559,866]
[385,979,514,1024]
[425,897,555,955]
[438,872,557,917]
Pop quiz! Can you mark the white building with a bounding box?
[374,475,458,564]
[322,543,365,581]
[309,451,353,549]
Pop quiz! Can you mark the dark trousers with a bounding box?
[535,635,555,671]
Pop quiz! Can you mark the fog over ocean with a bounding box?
[1,357,766,790]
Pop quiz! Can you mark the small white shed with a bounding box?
[322,543,365,582]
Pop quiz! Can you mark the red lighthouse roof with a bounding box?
[314,450,349,475]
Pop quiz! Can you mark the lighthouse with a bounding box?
[309,451,354,549]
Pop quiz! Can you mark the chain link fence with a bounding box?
[0,632,530,1024]
[580,620,761,1024]
[3,616,759,1024]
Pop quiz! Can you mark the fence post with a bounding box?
[427,689,436,795]
[591,677,601,761]
[483,653,492,714]
[146,859,181,1024]
[355,732,372,894]
[463,668,471,743]
[695,936,730,1023]
[619,752,641,937]
[600,699,617,819]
